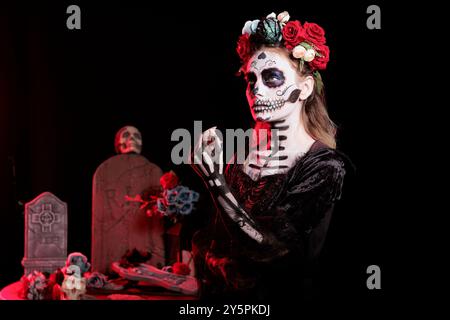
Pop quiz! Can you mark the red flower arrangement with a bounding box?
[309,44,329,71]
[126,170,199,223]
[19,270,64,300]
[282,20,306,49]
[303,22,326,45]
[237,11,330,72]
[19,267,89,300]
[236,33,253,65]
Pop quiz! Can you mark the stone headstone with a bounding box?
[22,192,67,275]
[92,154,165,274]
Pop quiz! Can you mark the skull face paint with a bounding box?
[245,48,303,122]
[114,126,142,154]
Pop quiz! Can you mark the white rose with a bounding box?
[304,49,316,62]
[242,19,260,34]
[277,11,290,24]
[292,45,307,59]
[250,20,259,33]
[242,20,252,34]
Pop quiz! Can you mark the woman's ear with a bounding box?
[299,75,315,100]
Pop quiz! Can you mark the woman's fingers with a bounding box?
[191,126,224,177]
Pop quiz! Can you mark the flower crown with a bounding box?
[237,11,330,74]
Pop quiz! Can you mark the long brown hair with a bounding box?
[299,62,337,149]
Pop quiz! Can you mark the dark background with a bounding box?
[0,0,410,308]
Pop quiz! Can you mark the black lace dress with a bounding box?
[192,140,348,300]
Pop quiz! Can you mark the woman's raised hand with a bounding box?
[191,126,224,180]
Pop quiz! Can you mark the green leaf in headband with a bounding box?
[299,42,313,50]
[298,59,305,73]
[313,71,324,94]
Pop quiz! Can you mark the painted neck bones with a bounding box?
[114,126,142,154]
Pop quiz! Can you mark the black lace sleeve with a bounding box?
[271,149,346,259]
[222,147,347,264]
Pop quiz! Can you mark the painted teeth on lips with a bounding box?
[253,99,284,112]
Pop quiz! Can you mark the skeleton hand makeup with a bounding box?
[245,49,312,122]
[192,127,224,180]
[114,126,142,154]
[191,127,264,243]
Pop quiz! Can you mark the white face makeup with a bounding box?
[245,49,304,122]
[242,48,317,181]
[115,126,142,154]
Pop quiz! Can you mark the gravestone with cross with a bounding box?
[91,154,165,274]
[22,192,68,275]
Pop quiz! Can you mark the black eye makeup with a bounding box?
[261,68,285,88]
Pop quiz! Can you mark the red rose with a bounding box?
[309,44,330,71]
[172,262,191,276]
[160,171,179,190]
[282,20,305,50]
[236,33,252,63]
[303,22,326,45]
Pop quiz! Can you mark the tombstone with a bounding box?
[92,154,165,274]
[22,192,68,275]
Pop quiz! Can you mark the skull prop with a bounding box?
[245,48,312,122]
[114,126,142,154]
[61,265,86,300]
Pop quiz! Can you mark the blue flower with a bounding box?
[166,189,178,205]
[177,188,192,202]
[166,204,177,215]
[173,185,184,193]
[191,191,199,202]
[157,183,200,218]
[179,202,193,215]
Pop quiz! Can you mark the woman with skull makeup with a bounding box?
[191,12,351,301]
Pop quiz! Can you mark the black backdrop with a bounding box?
[0,0,407,308]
